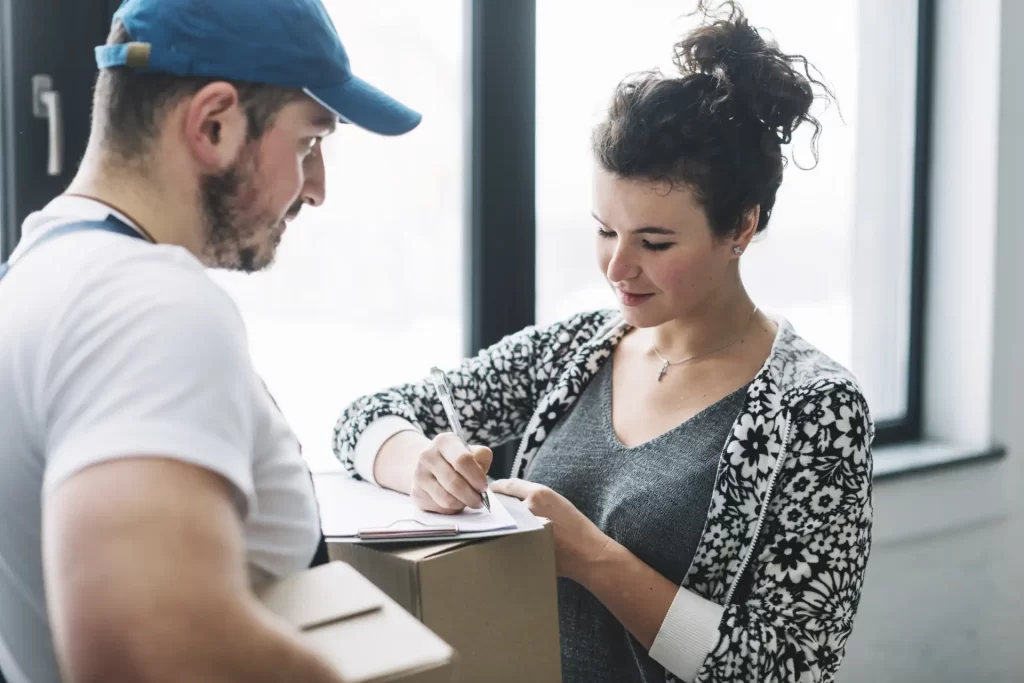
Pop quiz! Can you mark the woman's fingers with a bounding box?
[417,473,466,514]
[410,436,483,510]
[410,434,496,513]
[434,434,488,505]
[469,445,494,479]
[436,434,489,493]
[431,458,484,509]
[491,478,539,500]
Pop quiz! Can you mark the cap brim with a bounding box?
[305,76,421,136]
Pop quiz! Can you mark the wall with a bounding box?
[838,0,1024,681]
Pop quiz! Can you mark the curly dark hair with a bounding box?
[592,0,835,238]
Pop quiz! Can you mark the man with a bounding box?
[0,0,420,681]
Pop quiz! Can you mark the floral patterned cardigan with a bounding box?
[333,310,875,683]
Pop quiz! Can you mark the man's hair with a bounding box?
[92,22,306,162]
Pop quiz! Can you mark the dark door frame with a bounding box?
[0,0,112,259]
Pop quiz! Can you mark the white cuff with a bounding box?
[352,416,422,485]
[649,587,725,682]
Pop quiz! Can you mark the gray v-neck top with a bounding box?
[524,358,747,683]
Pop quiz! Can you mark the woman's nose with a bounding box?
[606,242,640,282]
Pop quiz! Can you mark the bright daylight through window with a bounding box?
[211,0,920,472]
[537,0,920,427]
[209,1,466,472]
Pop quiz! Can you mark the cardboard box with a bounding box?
[329,523,561,683]
[257,561,458,682]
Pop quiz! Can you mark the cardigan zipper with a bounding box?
[510,422,532,479]
[724,409,793,606]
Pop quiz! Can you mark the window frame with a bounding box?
[465,0,538,476]
[1,0,16,261]
[465,0,537,356]
[875,0,935,446]
[0,0,114,261]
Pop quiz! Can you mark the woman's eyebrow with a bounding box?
[591,213,675,235]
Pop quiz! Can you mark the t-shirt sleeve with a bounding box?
[39,253,257,515]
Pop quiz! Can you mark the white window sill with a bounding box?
[871,441,1008,546]
[873,440,1005,481]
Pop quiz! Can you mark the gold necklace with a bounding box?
[651,306,759,382]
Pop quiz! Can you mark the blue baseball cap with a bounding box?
[95,0,421,136]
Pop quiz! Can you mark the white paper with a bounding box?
[313,473,518,538]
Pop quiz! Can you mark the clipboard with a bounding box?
[313,473,522,543]
[357,519,460,540]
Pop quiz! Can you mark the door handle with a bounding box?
[32,75,63,177]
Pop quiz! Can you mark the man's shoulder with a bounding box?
[13,237,250,363]
[71,239,239,323]
[77,234,209,284]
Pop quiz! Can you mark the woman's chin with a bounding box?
[617,305,663,329]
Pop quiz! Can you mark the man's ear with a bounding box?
[181,82,249,172]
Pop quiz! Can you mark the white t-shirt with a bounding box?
[0,197,322,683]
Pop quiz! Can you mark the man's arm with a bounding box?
[44,457,345,683]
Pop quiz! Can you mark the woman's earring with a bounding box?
[733,246,744,256]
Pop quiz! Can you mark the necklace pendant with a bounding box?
[657,360,669,382]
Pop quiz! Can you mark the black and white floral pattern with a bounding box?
[334,310,874,683]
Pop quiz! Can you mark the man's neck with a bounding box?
[65,153,205,260]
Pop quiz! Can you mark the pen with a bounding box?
[429,367,491,512]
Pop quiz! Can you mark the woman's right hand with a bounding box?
[376,430,493,514]
[410,433,493,514]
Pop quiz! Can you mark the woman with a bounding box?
[334,3,873,682]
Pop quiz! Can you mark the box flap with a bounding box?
[257,562,383,630]
[388,539,475,562]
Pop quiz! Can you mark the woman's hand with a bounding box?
[408,432,493,514]
[491,479,613,584]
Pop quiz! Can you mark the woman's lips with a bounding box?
[617,289,654,307]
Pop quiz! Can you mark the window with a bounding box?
[536,0,926,435]
[209,1,466,473]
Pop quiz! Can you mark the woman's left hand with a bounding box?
[491,479,613,585]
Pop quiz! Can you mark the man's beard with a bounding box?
[198,143,286,273]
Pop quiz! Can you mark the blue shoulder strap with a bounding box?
[0,215,145,283]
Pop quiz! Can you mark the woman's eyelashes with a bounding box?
[597,228,674,252]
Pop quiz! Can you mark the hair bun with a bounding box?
[673,0,831,147]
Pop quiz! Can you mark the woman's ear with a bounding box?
[731,205,760,256]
